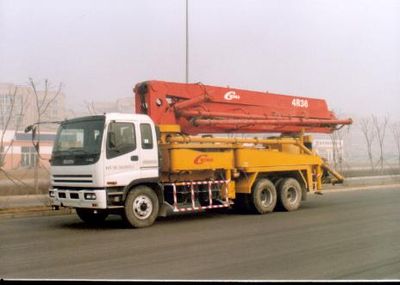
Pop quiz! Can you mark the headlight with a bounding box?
[84,193,97,200]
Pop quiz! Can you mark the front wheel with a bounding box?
[124,185,159,228]
[76,208,109,225]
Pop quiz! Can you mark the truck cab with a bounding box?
[49,113,160,222]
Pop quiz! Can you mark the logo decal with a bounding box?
[63,159,74,164]
[224,91,240,101]
[194,155,214,165]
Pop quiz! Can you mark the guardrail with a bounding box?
[343,175,400,186]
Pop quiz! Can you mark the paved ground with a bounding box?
[1,186,400,281]
[1,175,399,212]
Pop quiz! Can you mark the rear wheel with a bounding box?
[124,185,159,228]
[76,208,108,224]
[276,178,302,211]
[249,178,277,214]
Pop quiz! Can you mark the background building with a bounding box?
[0,130,56,169]
[0,82,135,170]
[0,82,66,132]
[84,97,134,115]
[0,82,65,170]
[313,139,344,165]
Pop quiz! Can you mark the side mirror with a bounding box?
[24,125,33,133]
[25,125,38,142]
[32,126,37,140]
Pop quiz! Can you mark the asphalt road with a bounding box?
[1,187,400,281]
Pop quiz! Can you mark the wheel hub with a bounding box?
[133,195,153,220]
[260,189,272,207]
[287,187,298,204]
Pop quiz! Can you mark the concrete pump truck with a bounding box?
[47,80,352,228]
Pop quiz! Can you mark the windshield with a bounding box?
[51,116,105,166]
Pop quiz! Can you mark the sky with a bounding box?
[1,0,400,119]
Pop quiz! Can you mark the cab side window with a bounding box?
[140,123,153,149]
[107,122,136,159]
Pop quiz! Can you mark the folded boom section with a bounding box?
[134,80,352,135]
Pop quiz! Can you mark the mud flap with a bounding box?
[158,201,174,217]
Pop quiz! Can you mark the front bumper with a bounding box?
[49,188,108,209]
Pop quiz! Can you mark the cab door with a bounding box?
[138,122,159,179]
[104,121,141,186]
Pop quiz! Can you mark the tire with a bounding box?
[76,208,109,224]
[124,185,159,228]
[249,178,277,214]
[276,178,302,211]
[274,178,284,189]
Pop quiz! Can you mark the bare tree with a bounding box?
[29,78,63,131]
[84,100,98,115]
[359,117,376,171]
[28,78,63,192]
[392,121,400,170]
[0,85,32,191]
[372,114,389,173]
[0,85,24,170]
[329,125,351,172]
[66,108,77,119]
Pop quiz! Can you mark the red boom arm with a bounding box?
[134,80,352,135]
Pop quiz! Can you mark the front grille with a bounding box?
[53,180,92,183]
[52,186,103,190]
[52,174,93,184]
[53,175,92,178]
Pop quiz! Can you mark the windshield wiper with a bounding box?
[70,148,101,156]
[52,150,73,156]
[69,148,89,155]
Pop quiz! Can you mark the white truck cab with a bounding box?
[49,113,161,224]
